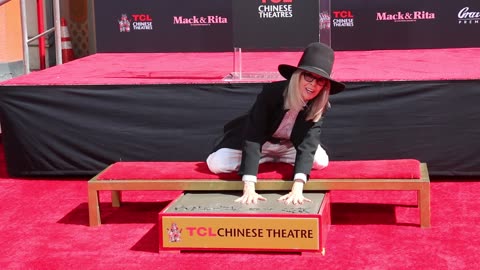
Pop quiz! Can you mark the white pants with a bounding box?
[206,142,329,174]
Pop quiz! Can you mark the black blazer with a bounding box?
[212,80,326,179]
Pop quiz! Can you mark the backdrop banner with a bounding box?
[94,0,232,52]
[93,0,480,52]
[232,0,323,50]
[331,0,480,50]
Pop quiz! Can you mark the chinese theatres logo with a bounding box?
[118,14,131,32]
[167,223,182,242]
[319,11,331,29]
[258,0,293,19]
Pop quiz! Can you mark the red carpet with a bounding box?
[97,159,420,180]
[0,143,479,269]
[1,48,480,86]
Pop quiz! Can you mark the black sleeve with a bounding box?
[293,118,324,178]
[239,86,272,176]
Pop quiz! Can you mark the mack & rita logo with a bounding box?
[376,11,435,22]
[172,15,228,26]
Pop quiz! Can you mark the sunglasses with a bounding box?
[302,72,327,85]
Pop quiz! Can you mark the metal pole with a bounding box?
[53,0,62,65]
[27,27,55,42]
[233,47,242,80]
[19,0,30,74]
[36,0,46,69]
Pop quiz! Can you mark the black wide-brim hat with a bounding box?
[278,42,345,95]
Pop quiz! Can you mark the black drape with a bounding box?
[1,81,479,177]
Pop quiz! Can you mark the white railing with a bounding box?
[19,0,62,74]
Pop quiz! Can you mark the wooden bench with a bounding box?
[88,159,430,228]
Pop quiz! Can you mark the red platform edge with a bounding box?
[97,159,421,180]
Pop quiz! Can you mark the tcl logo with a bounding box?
[333,11,354,18]
[261,0,292,3]
[131,14,152,21]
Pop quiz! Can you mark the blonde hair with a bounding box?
[284,70,331,122]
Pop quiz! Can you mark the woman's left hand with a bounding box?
[278,180,312,205]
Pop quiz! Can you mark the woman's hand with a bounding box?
[235,182,267,204]
[278,180,312,205]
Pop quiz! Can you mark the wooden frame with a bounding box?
[88,163,430,228]
[158,192,331,254]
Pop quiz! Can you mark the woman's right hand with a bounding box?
[234,182,267,204]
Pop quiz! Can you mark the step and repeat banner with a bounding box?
[232,0,329,50]
[331,0,480,50]
[94,0,233,52]
[94,0,326,52]
[94,0,480,52]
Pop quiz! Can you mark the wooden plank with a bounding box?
[88,163,430,228]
